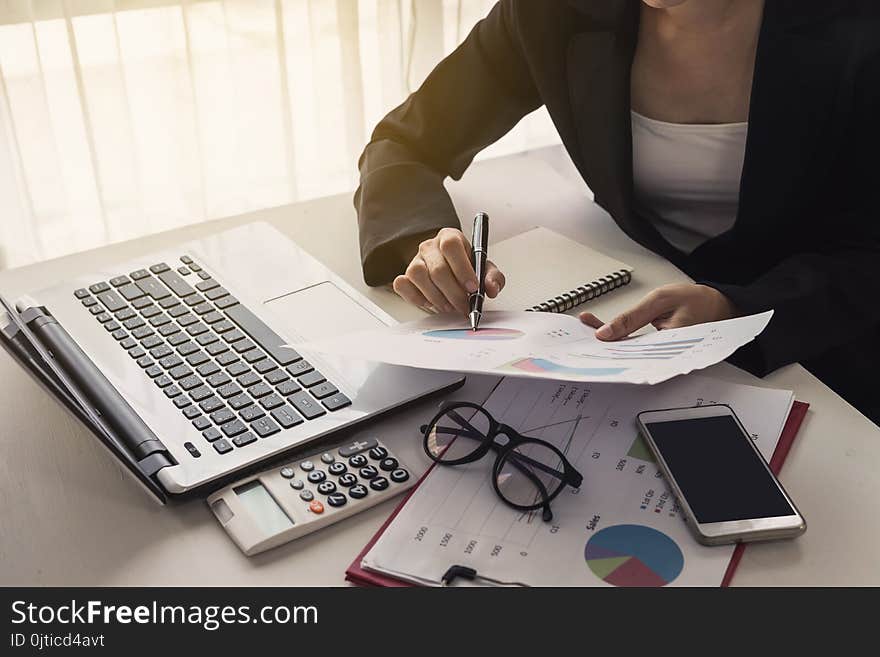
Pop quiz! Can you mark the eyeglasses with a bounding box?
[420,401,584,522]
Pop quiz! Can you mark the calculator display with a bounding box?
[234,481,294,535]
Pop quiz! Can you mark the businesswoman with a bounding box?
[354,0,880,423]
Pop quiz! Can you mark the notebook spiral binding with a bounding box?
[525,269,632,314]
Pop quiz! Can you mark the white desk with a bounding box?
[1,147,878,586]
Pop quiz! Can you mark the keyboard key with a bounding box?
[228,394,253,411]
[202,310,224,324]
[390,469,410,483]
[287,360,313,377]
[159,354,183,370]
[192,416,212,431]
[232,432,257,448]
[250,417,280,438]
[111,328,127,340]
[310,381,338,400]
[183,406,201,420]
[199,396,224,413]
[265,369,289,385]
[149,344,172,359]
[137,355,154,368]
[145,365,163,378]
[213,320,234,333]
[149,313,172,327]
[254,359,277,375]
[177,313,198,327]
[180,255,193,265]
[178,266,191,275]
[177,341,200,357]
[240,405,265,422]
[129,347,146,360]
[197,270,210,280]
[232,338,255,353]
[338,473,358,488]
[236,371,261,388]
[168,363,190,378]
[159,296,180,309]
[206,342,229,357]
[205,286,229,301]
[158,270,196,298]
[89,282,110,294]
[196,334,218,348]
[104,321,121,332]
[130,268,150,280]
[223,329,244,344]
[369,477,389,491]
[186,322,208,336]
[132,326,154,340]
[221,419,247,437]
[174,395,192,409]
[206,372,231,388]
[123,316,145,330]
[213,439,233,455]
[216,351,238,366]
[194,303,214,316]
[115,308,136,321]
[74,288,90,299]
[243,349,267,364]
[188,351,211,367]
[271,405,303,429]
[118,283,145,301]
[136,276,171,300]
[289,391,326,420]
[227,362,250,377]
[179,375,202,391]
[323,393,352,411]
[132,296,152,310]
[95,312,111,323]
[249,382,272,398]
[184,441,200,457]
[164,385,182,398]
[298,370,326,388]
[224,303,300,366]
[326,492,347,507]
[196,361,220,377]
[82,297,98,307]
[202,427,222,442]
[195,278,219,292]
[260,393,284,410]
[276,379,301,396]
[159,323,180,337]
[140,305,161,319]
[110,275,131,287]
[217,383,242,399]
[150,263,170,274]
[89,306,104,316]
[348,484,368,499]
[184,293,205,307]
[120,337,137,350]
[97,290,127,312]
[189,385,213,402]
[210,408,236,425]
[168,304,189,318]
[215,295,238,309]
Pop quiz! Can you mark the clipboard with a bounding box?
[345,400,810,587]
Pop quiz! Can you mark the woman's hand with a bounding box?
[579,284,737,340]
[392,228,506,314]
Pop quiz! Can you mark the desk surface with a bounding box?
[2,147,878,586]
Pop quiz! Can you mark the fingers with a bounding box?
[404,255,453,313]
[420,240,470,314]
[595,290,674,341]
[392,275,431,312]
[484,261,506,298]
[437,229,478,294]
[578,312,604,329]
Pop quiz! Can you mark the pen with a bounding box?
[469,212,489,331]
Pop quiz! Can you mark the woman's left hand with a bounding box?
[580,284,738,340]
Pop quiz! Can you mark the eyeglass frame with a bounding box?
[420,401,584,521]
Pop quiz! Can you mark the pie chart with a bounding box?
[585,524,684,587]
[422,328,524,340]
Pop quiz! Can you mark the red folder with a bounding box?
[345,400,810,588]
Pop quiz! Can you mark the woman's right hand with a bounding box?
[392,227,506,314]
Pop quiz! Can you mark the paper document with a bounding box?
[298,310,773,385]
[361,374,795,587]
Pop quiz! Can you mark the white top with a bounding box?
[631,109,749,253]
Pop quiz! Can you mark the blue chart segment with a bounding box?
[585,525,684,587]
[423,328,524,341]
[505,357,627,377]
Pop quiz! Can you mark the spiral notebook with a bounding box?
[486,227,633,314]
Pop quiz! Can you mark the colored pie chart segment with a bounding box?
[585,525,684,587]
[422,328,524,341]
[505,357,627,377]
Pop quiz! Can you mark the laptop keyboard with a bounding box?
[73,256,351,458]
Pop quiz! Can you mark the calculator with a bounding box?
[208,436,414,555]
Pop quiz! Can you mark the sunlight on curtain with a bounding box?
[0,0,560,269]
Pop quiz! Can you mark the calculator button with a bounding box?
[300,460,314,472]
[326,492,347,508]
[349,484,368,499]
[232,432,257,448]
[368,446,389,460]
[289,479,304,490]
[317,481,337,495]
[379,457,399,472]
[337,438,378,457]
[390,469,410,483]
[309,500,324,514]
[299,490,314,502]
[369,476,390,491]
[307,470,326,484]
[359,465,378,480]
[202,427,222,442]
[328,462,347,476]
[280,467,295,479]
[320,452,335,464]
[213,439,233,455]
[337,473,357,488]
[184,442,201,458]
[349,454,368,468]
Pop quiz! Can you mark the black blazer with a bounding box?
[354,1,880,406]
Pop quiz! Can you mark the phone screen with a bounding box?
[645,415,796,523]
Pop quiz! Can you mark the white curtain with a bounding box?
[0,0,558,269]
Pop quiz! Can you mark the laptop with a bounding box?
[0,222,463,503]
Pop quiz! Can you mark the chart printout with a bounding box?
[297,310,773,385]
[361,375,794,587]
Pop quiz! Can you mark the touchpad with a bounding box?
[263,282,386,342]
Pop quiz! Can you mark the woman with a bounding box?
[354,0,880,423]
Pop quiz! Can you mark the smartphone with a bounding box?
[636,404,806,545]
